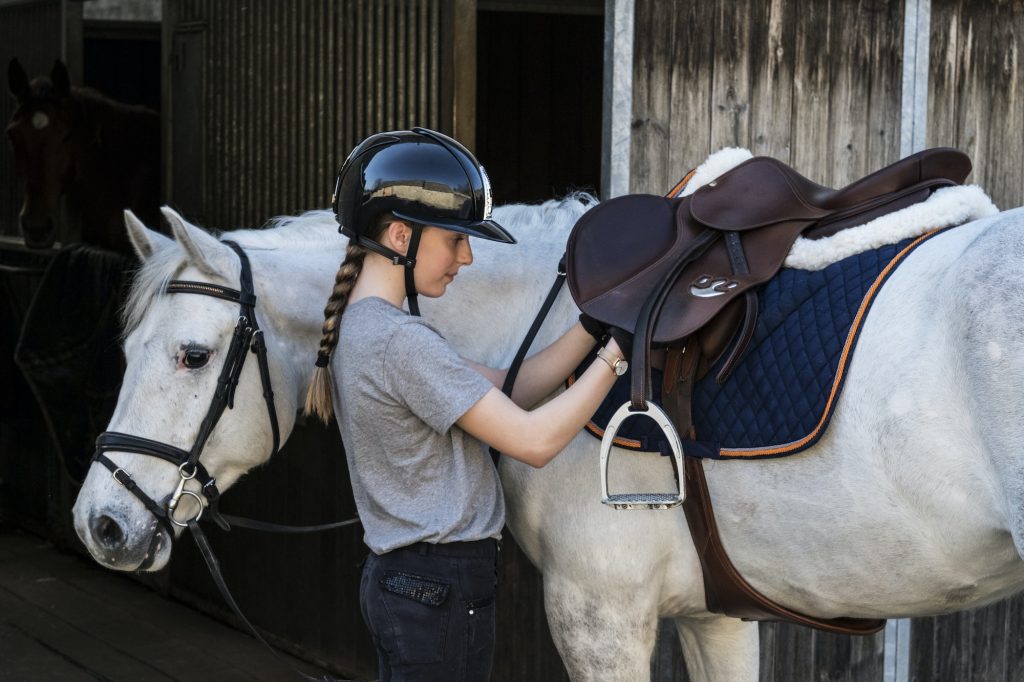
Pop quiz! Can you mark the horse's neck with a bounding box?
[248,241,345,418]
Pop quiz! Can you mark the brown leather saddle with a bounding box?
[566,147,972,635]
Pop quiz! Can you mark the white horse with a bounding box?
[72,195,1024,682]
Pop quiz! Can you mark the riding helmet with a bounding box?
[333,127,515,251]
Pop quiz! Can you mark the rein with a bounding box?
[489,253,567,464]
[91,240,358,682]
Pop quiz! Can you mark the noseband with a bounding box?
[91,240,280,536]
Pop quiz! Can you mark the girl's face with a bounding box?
[412,226,474,297]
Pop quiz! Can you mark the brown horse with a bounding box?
[6,59,160,253]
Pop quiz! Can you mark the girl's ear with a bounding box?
[385,220,412,254]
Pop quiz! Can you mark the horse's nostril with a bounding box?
[93,515,125,550]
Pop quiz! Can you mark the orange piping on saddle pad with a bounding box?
[570,229,943,457]
[717,229,938,458]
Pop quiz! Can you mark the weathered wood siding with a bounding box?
[631,0,903,194]
[928,0,1024,210]
[165,0,450,228]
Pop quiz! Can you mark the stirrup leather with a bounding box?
[600,402,686,510]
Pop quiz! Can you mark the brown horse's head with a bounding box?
[6,59,79,248]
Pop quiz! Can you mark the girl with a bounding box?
[306,128,625,681]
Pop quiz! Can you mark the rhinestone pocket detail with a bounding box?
[380,570,450,607]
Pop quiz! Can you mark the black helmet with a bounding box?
[334,127,515,245]
[331,127,515,314]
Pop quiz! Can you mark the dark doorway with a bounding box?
[476,10,603,204]
[83,22,161,109]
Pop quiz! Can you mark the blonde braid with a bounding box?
[304,243,367,422]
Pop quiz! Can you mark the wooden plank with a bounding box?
[0,530,336,681]
[630,0,676,192]
[650,619,689,681]
[827,0,875,185]
[969,599,1009,680]
[929,0,1024,210]
[864,0,902,168]
[709,0,753,151]
[788,0,833,184]
[909,612,936,682]
[748,0,796,160]
[664,0,715,188]
[1006,594,1024,680]
[0,619,100,682]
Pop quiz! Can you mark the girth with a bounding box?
[91,240,280,535]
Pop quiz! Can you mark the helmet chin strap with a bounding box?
[402,226,423,316]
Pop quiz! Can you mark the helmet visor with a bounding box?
[392,211,517,244]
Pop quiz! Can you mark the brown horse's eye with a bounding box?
[183,349,209,369]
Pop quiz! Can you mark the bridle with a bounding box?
[88,239,354,682]
[91,240,279,535]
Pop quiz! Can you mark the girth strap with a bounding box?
[681,456,886,635]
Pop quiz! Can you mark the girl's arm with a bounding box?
[465,322,600,408]
[457,338,623,468]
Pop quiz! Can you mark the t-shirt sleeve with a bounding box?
[382,321,495,434]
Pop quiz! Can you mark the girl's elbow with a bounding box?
[521,434,561,468]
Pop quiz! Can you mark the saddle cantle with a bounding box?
[565,148,971,636]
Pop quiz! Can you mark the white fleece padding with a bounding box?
[679,147,753,197]
[783,184,998,269]
[678,148,999,270]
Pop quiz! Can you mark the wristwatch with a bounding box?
[596,347,628,376]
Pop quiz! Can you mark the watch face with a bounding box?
[614,360,628,376]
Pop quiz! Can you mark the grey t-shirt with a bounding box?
[334,296,503,554]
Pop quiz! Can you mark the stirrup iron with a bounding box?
[599,402,686,510]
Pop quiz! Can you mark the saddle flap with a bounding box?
[567,193,685,329]
[689,158,830,230]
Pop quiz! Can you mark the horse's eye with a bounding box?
[183,349,209,369]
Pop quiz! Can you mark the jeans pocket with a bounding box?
[378,570,452,665]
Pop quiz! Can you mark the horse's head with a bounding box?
[6,59,79,248]
[72,207,332,571]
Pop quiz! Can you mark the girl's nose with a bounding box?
[460,239,473,265]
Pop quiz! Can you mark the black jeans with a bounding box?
[360,539,498,682]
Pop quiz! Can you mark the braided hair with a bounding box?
[304,213,395,422]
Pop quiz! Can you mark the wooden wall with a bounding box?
[631,0,904,195]
[928,0,1024,211]
[164,0,451,229]
[632,1,1024,680]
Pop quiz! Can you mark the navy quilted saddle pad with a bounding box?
[574,231,944,459]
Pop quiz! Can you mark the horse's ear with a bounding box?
[7,58,29,101]
[160,206,234,278]
[50,60,70,98]
[124,210,172,261]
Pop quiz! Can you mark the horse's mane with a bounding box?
[490,191,597,244]
[122,210,340,334]
[122,194,598,335]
